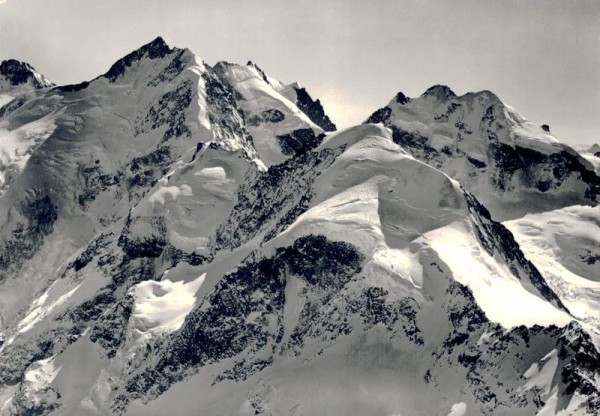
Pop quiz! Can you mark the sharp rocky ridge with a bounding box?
[0,37,598,416]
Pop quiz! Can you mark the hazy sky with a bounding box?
[1,0,599,145]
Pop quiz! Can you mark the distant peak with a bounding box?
[144,36,171,55]
[394,91,411,105]
[0,59,54,89]
[151,35,167,45]
[103,36,174,82]
[422,85,456,100]
[246,61,270,84]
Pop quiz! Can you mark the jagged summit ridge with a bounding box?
[104,36,174,82]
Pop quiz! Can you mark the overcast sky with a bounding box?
[1,0,598,145]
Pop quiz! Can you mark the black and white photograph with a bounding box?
[0,0,599,415]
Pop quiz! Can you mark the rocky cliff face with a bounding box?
[0,38,598,416]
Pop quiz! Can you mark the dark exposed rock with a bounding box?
[294,87,336,131]
[486,138,522,191]
[246,61,270,84]
[11,382,61,416]
[276,128,324,156]
[346,288,424,344]
[391,126,438,158]
[434,103,462,122]
[69,233,113,272]
[365,106,391,124]
[0,194,58,279]
[558,322,600,406]
[0,330,62,385]
[261,108,285,123]
[69,286,117,323]
[129,146,172,172]
[120,235,364,406]
[52,81,91,93]
[89,295,134,358]
[136,79,193,141]
[395,91,411,105]
[78,165,120,208]
[201,70,257,158]
[0,59,54,88]
[467,156,487,169]
[515,146,600,197]
[215,146,342,250]
[118,216,167,259]
[147,49,187,87]
[163,244,209,267]
[127,146,172,199]
[104,37,172,83]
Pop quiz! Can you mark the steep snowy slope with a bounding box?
[213,61,326,166]
[504,205,600,329]
[1,122,597,416]
[365,87,600,220]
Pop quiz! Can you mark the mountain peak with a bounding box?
[0,59,54,90]
[422,84,456,100]
[103,36,175,82]
[246,60,270,84]
[293,86,336,131]
[143,36,171,56]
[394,91,411,105]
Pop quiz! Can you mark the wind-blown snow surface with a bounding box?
[0,38,599,416]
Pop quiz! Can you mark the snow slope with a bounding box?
[504,205,600,330]
[214,61,325,166]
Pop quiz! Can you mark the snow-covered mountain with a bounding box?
[0,38,598,416]
[365,87,600,220]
